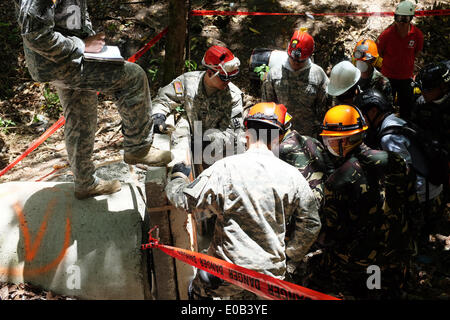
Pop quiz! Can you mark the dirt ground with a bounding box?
[0,0,449,300]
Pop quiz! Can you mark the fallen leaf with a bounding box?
[249,27,261,34]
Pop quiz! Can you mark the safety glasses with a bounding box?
[217,70,239,82]
[394,15,413,23]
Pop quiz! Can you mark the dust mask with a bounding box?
[356,60,369,73]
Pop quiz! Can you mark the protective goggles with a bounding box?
[217,69,239,82]
[206,56,240,82]
[394,15,413,23]
[290,49,303,61]
[353,44,373,60]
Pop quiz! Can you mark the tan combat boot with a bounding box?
[124,145,173,166]
[74,179,122,200]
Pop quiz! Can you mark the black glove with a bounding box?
[152,113,168,134]
[171,162,191,180]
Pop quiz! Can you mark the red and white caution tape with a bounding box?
[0,116,66,178]
[141,226,340,300]
[127,27,169,63]
[190,9,450,17]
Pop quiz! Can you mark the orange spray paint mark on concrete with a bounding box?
[0,201,72,277]
[13,200,57,262]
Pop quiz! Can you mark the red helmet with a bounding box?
[202,45,240,81]
[287,30,314,62]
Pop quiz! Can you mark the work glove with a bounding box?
[171,162,191,180]
[152,113,169,134]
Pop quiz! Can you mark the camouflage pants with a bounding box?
[53,60,153,191]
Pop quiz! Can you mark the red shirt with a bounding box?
[377,23,423,79]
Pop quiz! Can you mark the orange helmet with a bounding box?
[244,102,292,131]
[202,45,240,81]
[320,105,368,137]
[353,39,379,61]
[287,30,314,62]
[320,105,368,157]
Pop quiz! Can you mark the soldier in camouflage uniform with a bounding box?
[305,105,416,299]
[261,30,329,138]
[355,88,445,241]
[166,103,321,299]
[14,0,171,199]
[278,122,335,284]
[151,45,245,171]
[352,39,393,105]
[279,127,334,208]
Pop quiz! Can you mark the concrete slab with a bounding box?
[0,181,150,300]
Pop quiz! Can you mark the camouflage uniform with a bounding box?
[152,71,245,169]
[359,69,394,105]
[15,0,153,192]
[306,144,417,299]
[166,148,321,298]
[279,129,334,209]
[261,59,329,138]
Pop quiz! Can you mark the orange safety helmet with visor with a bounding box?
[202,45,240,82]
[320,105,368,157]
[244,102,292,132]
[352,39,382,71]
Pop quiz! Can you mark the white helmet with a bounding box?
[327,61,361,96]
[395,1,415,16]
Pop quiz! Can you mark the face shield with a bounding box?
[322,136,345,157]
[322,134,364,157]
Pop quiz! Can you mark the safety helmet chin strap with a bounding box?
[338,139,344,157]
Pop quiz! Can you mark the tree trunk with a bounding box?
[161,0,188,86]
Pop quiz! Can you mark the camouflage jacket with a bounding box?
[14,0,95,82]
[152,71,245,162]
[358,69,393,104]
[279,129,334,208]
[321,143,417,269]
[261,59,329,137]
[166,147,321,278]
[152,71,244,131]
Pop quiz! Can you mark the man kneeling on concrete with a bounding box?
[165,102,321,299]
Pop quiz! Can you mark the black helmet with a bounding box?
[416,61,450,91]
[354,88,392,114]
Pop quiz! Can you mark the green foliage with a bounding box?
[41,84,62,118]
[147,57,161,82]
[254,64,270,81]
[184,60,197,72]
[0,117,16,133]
